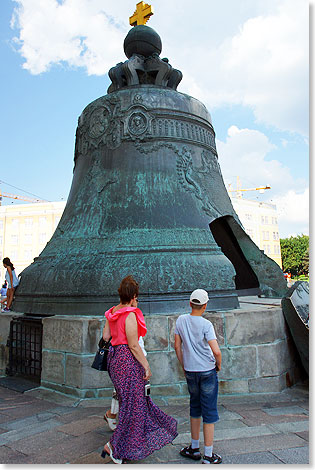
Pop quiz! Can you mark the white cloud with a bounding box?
[217,125,294,194]
[217,125,309,237]
[272,188,309,237]
[11,0,127,75]
[178,0,308,136]
[10,0,308,136]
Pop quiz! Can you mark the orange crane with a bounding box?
[227,176,271,199]
[0,190,46,206]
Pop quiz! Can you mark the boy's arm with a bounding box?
[208,339,222,371]
[174,334,185,371]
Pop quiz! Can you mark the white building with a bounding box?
[231,197,282,267]
[0,201,66,282]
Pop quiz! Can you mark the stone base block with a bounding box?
[0,302,302,399]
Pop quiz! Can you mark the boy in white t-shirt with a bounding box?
[175,289,222,464]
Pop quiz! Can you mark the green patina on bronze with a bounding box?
[14,25,287,315]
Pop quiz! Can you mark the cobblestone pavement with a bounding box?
[0,382,309,465]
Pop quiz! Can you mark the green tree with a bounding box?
[280,234,309,277]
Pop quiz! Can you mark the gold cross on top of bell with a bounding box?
[129,1,154,26]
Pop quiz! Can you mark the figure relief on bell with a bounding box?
[89,106,111,139]
[128,111,148,135]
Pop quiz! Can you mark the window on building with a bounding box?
[25,233,33,244]
[39,233,47,244]
[245,213,252,221]
[11,218,19,229]
[246,228,254,238]
[11,234,18,245]
[263,245,271,254]
[0,236,2,245]
[0,220,3,230]
[263,231,270,240]
[39,217,47,227]
[274,245,280,254]
[25,218,33,227]
[10,250,18,260]
[24,249,33,260]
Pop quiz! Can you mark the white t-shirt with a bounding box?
[175,314,217,372]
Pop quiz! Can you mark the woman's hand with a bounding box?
[143,366,152,381]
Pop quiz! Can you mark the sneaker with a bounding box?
[202,453,222,464]
[3,308,11,312]
[180,445,201,460]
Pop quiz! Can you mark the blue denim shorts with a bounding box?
[185,369,219,424]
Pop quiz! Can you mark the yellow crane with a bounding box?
[228,176,271,199]
[0,190,46,206]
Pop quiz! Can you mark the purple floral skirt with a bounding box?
[107,345,178,461]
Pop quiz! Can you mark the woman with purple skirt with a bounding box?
[101,275,178,464]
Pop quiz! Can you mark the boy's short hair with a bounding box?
[189,301,206,310]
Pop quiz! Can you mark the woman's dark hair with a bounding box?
[3,257,14,270]
[118,275,139,304]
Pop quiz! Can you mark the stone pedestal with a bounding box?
[0,301,301,398]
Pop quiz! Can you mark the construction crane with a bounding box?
[227,176,271,199]
[0,190,46,206]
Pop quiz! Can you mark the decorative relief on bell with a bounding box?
[89,107,111,139]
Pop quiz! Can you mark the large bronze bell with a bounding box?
[14,25,287,315]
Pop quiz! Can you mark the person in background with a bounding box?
[175,289,222,464]
[101,275,177,464]
[2,258,19,312]
[1,282,7,311]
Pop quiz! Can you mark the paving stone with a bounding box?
[222,451,283,464]
[0,400,55,419]
[22,431,105,464]
[0,418,61,445]
[1,411,59,430]
[271,446,309,464]
[218,408,243,420]
[215,419,248,431]
[8,429,72,454]
[56,407,104,424]
[214,433,307,456]
[237,409,308,427]
[56,416,105,436]
[70,450,105,464]
[0,444,29,464]
[269,420,309,434]
[295,430,309,442]
[215,424,276,441]
[263,405,308,416]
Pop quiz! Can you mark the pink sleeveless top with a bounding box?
[105,306,147,346]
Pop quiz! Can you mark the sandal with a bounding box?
[202,453,222,464]
[101,442,123,464]
[104,412,117,431]
[180,444,201,460]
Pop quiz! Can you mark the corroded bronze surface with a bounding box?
[14,26,287,315]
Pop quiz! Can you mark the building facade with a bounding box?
[0,201,66,282]
[230,197,282,267]
[0,197,282,284]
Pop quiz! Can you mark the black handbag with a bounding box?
[91,337,112,371]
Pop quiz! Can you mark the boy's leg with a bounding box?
[191,416,201,441]
[179,372,202,460]
[203,422,214,447]
[199,370,222,463]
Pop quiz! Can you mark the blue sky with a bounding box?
[0,0,309,237]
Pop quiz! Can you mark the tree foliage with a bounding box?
[280,234,309,276]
